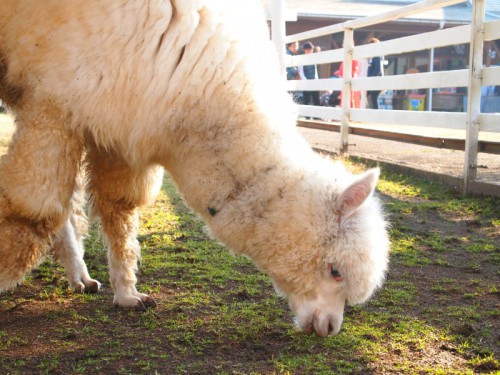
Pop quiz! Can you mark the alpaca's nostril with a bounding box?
[303,324,314,335]
[294,316,314,334]
[330,317,343,335]
[312,314,331,337]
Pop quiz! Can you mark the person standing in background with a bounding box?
[367,38,384,109]
[285,41,302,103]
[298,41,320,107]
[286,41,299,81]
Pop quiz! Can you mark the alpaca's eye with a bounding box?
[329,264,343,281]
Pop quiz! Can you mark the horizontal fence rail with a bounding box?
[273,0,500,194]
[283,0,465,43]
[354,25,471,60]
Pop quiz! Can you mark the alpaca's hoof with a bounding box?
[73,279,101,294]
[134,296,157,311]
[142,296,157,308]
[114,293,157,311]
[134,300,147,311]
[74,282,85,294]
[84,279,101,294]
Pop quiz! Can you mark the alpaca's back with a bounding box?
[0,0,175,148]
[0,0,290,165]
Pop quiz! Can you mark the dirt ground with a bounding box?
[0,177,498,374]
[298,125,500,192]
[0,115,498,374]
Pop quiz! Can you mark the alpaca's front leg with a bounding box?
[85,143,162,310]
[100,205,155,310]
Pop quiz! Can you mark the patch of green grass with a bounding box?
[371,281,417,310]
[0,331,29,350]
[36,356,60,374]
[431,277,461,295]
[275,353,359,375]
[390,231,433,266]
[469,354,500,373]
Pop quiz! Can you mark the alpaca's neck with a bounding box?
[164,113,315,256]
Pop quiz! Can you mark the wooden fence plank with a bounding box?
[482,66,500,86]
[352,70,468,91]
[287,71,470,92]
[297,105,342,121]
[350,109,466,129]
[287,49,344,67]
[485,20,500,41]
[286,78,342,91]
[284,0,465,43]
[479,114,500,133]
[355,25,470,59]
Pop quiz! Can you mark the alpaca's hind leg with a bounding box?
[52,216,101,293]
[52,173,101,293]
[85,144,163,310]
[0,108,83,291]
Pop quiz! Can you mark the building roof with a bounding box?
[283,0,500,24]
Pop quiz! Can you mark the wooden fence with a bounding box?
[271,0,500,194]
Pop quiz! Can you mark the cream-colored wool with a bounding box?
[0,0,389,336]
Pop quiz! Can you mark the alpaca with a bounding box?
[0,0,389,336]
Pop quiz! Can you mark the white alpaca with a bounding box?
[0,0,389,336]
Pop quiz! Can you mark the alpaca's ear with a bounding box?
[336,168,380,222]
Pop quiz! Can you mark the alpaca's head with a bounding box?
[263,167,389,337]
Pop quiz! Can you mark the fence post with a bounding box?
[463,0,485,194]
[340,28,354,154]
[271,0,287,79]
[428,48,434,111]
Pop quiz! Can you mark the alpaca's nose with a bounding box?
[290,292,346,337]
[312,313,342,337]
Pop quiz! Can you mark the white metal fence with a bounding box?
[271,0,500,194]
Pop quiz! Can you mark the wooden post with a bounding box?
[463,0,485,194]
[271,0,287,78]
[340,28,354,154]
[428,48,434,111]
